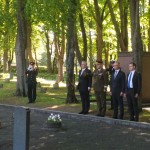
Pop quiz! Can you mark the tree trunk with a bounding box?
[129,0,143,72]
[79,2,87,61]
[118,0,128,51]
[89,28,93,71]
[75,32,82,65]
[3,50,8,73]
[94,0,103,60]
[107,0,127,52]
[66,0,77,103]
[3,0,10,73]
[26,20,34,62]
[32,45,39,69]
[55,29,65,84]
[45,30,52,74]
[15,0,27,96]
[52,51,58,73]
[148,0,150,52]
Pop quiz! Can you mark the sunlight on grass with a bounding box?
[0,73,150,123]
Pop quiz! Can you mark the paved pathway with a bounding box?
[0,105,150,150]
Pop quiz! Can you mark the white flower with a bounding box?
[47,113,62,123]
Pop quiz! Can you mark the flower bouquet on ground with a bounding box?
[47,113,62,128]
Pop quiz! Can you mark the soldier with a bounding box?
[26,62,38,103]
[93,60,108,117]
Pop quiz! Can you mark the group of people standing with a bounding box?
[77,60,142,122]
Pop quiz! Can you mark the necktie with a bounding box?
[114,71,118,79]
[80,69,84,76]
[128,72,132,88]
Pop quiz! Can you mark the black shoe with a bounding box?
[79,111,84,114]
[129,116,134,121]
[119,117,123,120]
[113,115,118,119]
[96,113,101,116]
[83,112,89,115]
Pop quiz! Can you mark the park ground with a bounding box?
[0,105,150,150]
[0,73,150,123]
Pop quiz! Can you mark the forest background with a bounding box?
[0,0,149,103]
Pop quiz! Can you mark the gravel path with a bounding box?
[0,105,150,150]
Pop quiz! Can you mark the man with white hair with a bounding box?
[110,61,125,119]
[77,61,92,114]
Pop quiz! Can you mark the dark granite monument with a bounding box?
[118,52,150,103]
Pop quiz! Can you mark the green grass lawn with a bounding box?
[0,73,150,123]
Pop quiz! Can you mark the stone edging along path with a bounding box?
[0,104,150,129]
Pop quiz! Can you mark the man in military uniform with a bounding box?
[26,62,38,103]
[93,60,108,117]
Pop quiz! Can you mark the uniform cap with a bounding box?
[30,62,35,65]
[110,60,115,64]
[96,60,103,64]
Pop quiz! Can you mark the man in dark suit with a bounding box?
[26,62,38,103]
[125,62,142,122]
[78,61,92,114]
[93,60,108,117]
[110,61,125,119]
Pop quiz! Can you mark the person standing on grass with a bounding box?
[110,61,125,119]
[26,62,38,103]
[125,62,142,122]
[93,60,108,117]
[77,61,92,115]
[106,60,115,110]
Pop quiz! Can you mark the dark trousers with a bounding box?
[79,90,90,113]
[28,83,36,103]
[110,96,114,109]
[126,89,139,121]
[95,91,106,116]
[112,91,124,119]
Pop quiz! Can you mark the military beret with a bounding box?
[30,62,35,65]
[110,60,115,64]
[96,60,103,64]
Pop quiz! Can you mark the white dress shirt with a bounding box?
[80,68,86,76]
[128,70,135,88]
[114,69,119,78]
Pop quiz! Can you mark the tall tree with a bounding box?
[54,27,65,84]
[129,0,143,72]
[148,0,150,52]
[26,20,34,62]
[118,0,128,51]
[93,0,104,60]
[44,29,52,73]
[107,0,127,52]
[15,0,27,96]
[66,0,77,103]
[75,31,82,65]
[78,0,88,61]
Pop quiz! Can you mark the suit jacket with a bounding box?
[126,71,142,95]
[106,66,115,85]
[110,70,125,93]
[78,68,92,92]
[26,69,38,84]
[93,68,108,92]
